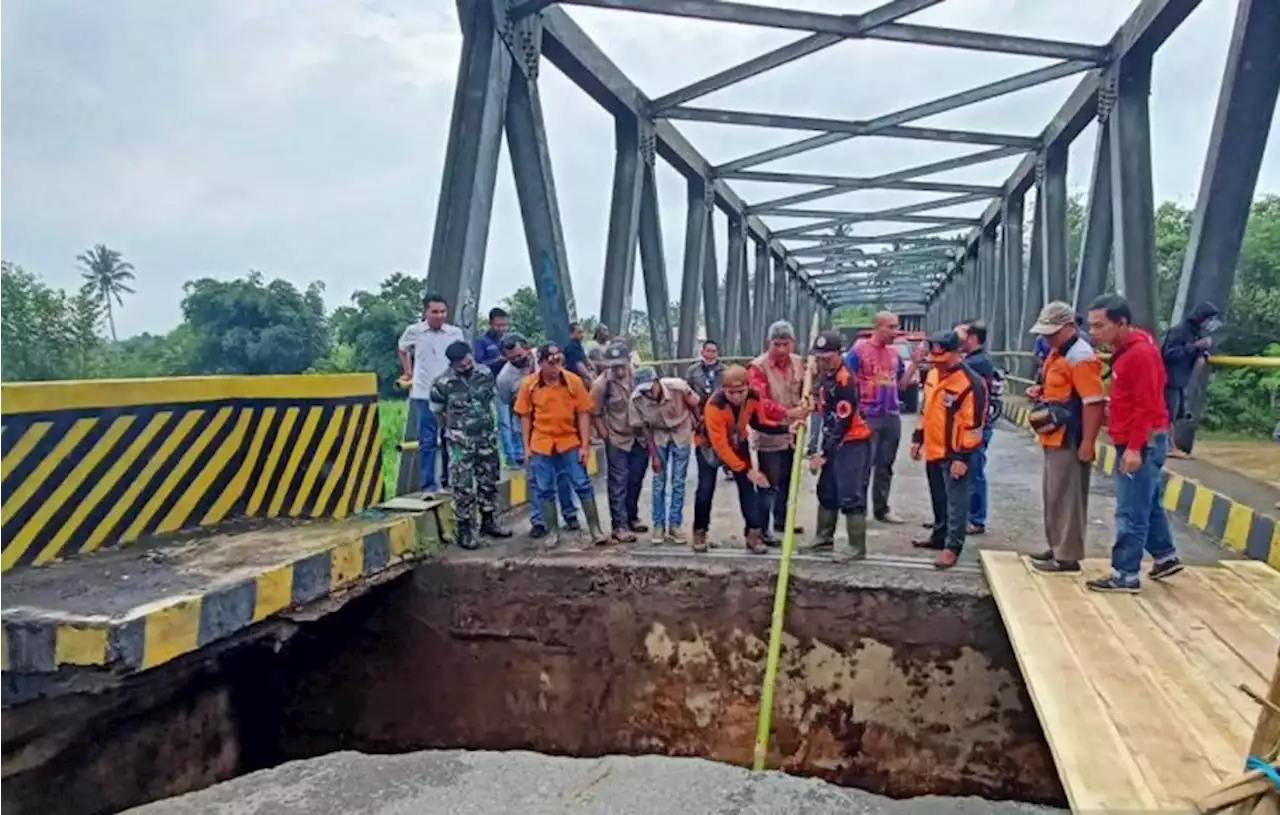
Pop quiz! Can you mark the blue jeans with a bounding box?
[1112,433,1177,582]
[651,441,691,530]
[528,468,579,528]
[497,403,523,466]
[530,449,595,525]
[412,398,441,492]
[968,426,995,527]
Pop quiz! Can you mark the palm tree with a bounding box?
[77,244,136,341]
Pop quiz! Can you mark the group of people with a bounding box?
[397,289,1193,591]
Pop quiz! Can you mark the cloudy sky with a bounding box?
[3,0,1277,337]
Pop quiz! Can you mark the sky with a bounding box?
[2,0,1278,338]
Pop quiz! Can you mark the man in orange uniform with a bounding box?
[514,342,607,547]
[804,330,874,561]
[747,320,810,544]
[692,366,772,554]
[910,330,987,570]
[1024,301,1105,575]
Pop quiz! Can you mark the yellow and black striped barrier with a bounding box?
[1001,402,1279,571]
[0,508,446,677]
[0,374,384,573]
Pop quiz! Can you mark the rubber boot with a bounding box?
[580,498,609,546]
[539,501,560,549]
[479,511,512,539]
[802,507,838,552]
[455,520,479,551]
[832,514,868,562]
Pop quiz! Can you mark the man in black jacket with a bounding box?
[1161,302,1221,457]
[957,319,1002,534]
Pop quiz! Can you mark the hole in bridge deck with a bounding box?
[4,558,1068,814]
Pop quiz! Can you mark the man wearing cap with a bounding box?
[591,341,647,543]
[909,330,988,570]
[747,320,810,543]
[693,365,771,554]
[846,311,914,525]
[1085,294,1182,593]
[804,330,874,561]
[1023,301,1105,576]
[496,335,581,536]
[429,341,512,550]
[514,342,608,547]
[630,368,701,545]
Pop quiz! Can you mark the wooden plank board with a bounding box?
[981,551,1280,813]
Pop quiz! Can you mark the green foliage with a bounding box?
[77,244,136,342]
[330,272,427,396]
[181,271,329,375]
[1,263,106,381]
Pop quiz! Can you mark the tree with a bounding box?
[497,286,549,348]
[330,272,427,396]
[180,272,328,375]
[77,244,136,341]
[1,263,104,381]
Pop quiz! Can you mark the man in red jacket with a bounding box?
[1085,294,1183,593]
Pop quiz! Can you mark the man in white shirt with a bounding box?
[398,293,465,497]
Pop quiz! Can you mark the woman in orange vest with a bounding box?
[910,330,988,570]
[693,366,772,554]
[803,330,874,561]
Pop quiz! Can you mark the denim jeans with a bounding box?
[497,402,523,467]
[528,467,579,529]
[968,426,995,527]
[412,398,443,492]
[1112,433,1177,581]
[651,441,691,531]
[530,450,595,524]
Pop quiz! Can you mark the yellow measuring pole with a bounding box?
[752,358,815,772]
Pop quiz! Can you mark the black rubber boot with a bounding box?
[455,520,479,551]
[802,507,838,551]
[480,511,512,539]
[539,501,560,548]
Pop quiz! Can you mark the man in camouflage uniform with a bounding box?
[430,341,514,549]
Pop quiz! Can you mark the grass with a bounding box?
[378,399,408,498]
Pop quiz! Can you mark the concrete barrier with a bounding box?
[0,374,384,573]
[1001,401,1279,571]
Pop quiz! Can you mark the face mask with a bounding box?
[454,363,474,377]
[1202,317,1223,334]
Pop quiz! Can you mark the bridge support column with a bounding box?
[987,223,1004,351]
[678,176,709,359]
[600,116,647,335]
[1039,144,1071,305]
[1173,0,1280,453]
[1073,123,1114,312]
[772,255,788,330]
[702,207,722,346]
[752,241,770,351]
[1108,55,1158,333]
[639,160,675,364]
[1021,197,1046,369]
[1002,192,1026,375]
[424,0,511,339]
[724,215,746,356]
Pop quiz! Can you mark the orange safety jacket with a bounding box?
[912,362,987,463]
[696,388,767,474]
[813,364,872,453]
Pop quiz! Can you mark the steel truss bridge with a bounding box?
[424,0,1277,377]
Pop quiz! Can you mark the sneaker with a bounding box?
[762,529,781,548]
[1086,575,1140,594]
[876,512,906,525]
[934,550,959,570]
[774,524,805,536]
[1029,550,1055,563]
[564,517,581,532]
[667,528,688,545]
[630,520,649,533]
[1031,559,1081,575]
[1149,558,1184,581]
[612,528,637,544]
[530,524,547,539]
[911,538,944,551]
[967,524,986,535]
[651,527,666,545]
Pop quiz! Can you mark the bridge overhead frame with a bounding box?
[427,0,1278,422]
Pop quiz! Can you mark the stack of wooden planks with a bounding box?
[981,551,1280,813]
